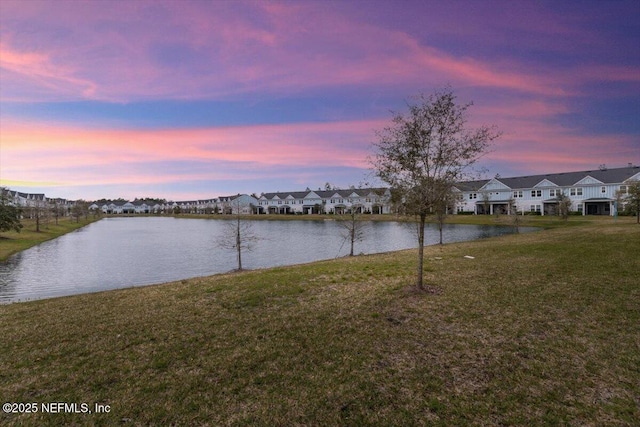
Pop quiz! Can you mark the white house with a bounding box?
[5,165,637,220]
[256,188,391,215]
[453,165,640,216]
[218,194,259,214]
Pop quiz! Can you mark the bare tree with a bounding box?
[480,191,491,215]
[337,207,369,256]
[217,198,260,271]
[433,188,458,245]
[50,199,63,225]
[372,88,500,290]
[507,196,521,233]
[72,200,89,223]
[556,192,572,221]
[30,197,48,232]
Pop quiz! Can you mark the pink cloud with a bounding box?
[0,119,384,188]
[485,123,639,175]
[0,0,578,103]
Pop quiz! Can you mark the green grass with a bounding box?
[0,218,638,425]
[0,216,99,261]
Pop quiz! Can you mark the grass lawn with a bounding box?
[0,218,638,426]
[0,216,100,261]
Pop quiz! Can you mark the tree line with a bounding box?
[0,189,95,233]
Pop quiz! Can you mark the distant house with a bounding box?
[2,190,78,218]
[256,188,391,215]
[453,165,640,216]
[218,194,258,214]
[4,165,637,220]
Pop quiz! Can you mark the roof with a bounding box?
[456,166,640,191]
[261,188,389,200]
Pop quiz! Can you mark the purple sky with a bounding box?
[1,0,639,201]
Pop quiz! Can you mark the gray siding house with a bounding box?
[453,165,640,216]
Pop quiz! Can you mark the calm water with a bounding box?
[0,217,536,303]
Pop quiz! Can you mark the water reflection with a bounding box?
[0,217,537,303]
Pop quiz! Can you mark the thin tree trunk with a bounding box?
[416,214,426,290]
[236,216,242,270]
[350,222,355,256]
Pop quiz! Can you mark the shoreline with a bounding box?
[1,219,638,425]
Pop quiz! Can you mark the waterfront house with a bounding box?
[256,188,391,215]
[453,165,640,216]
[4,165,637,219]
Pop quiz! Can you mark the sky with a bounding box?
[1,0,639,201]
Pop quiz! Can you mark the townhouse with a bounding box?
[3,190,76,217]
[4,165,638,219]
[256,188,391,215]
[4,190,47,207]
[92,194,259,215]
[91,190,389,216]
[453,165,640,216]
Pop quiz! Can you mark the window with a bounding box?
[549,189,561,197]
[530,205,541,213]
[513,191,523,198]
[531,190,542,197]
[469,193,477,200]
[570,188,583,196]
[619,185,628,194]
[601,186,606,194]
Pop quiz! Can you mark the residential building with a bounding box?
[453,165,640,216]
[256,188,391,215]
[4,165,638,219]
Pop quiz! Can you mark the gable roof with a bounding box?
[533,179,559,188]
[458,166,640,191]
[479,178,510,191]
[260,188,389,201]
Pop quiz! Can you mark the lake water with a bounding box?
[0,217,536,303]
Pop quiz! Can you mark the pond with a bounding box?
[0,217,537,303]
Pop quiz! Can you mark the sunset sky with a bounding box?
[1,0,639,201]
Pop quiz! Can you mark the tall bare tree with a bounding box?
[372,88,500,290]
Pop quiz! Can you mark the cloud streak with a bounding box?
[0,119,383,192]
[0,0,599,102]
[1,0,638,199]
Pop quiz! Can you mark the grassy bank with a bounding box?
[1,220,638,425]
[0,216,100,261]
